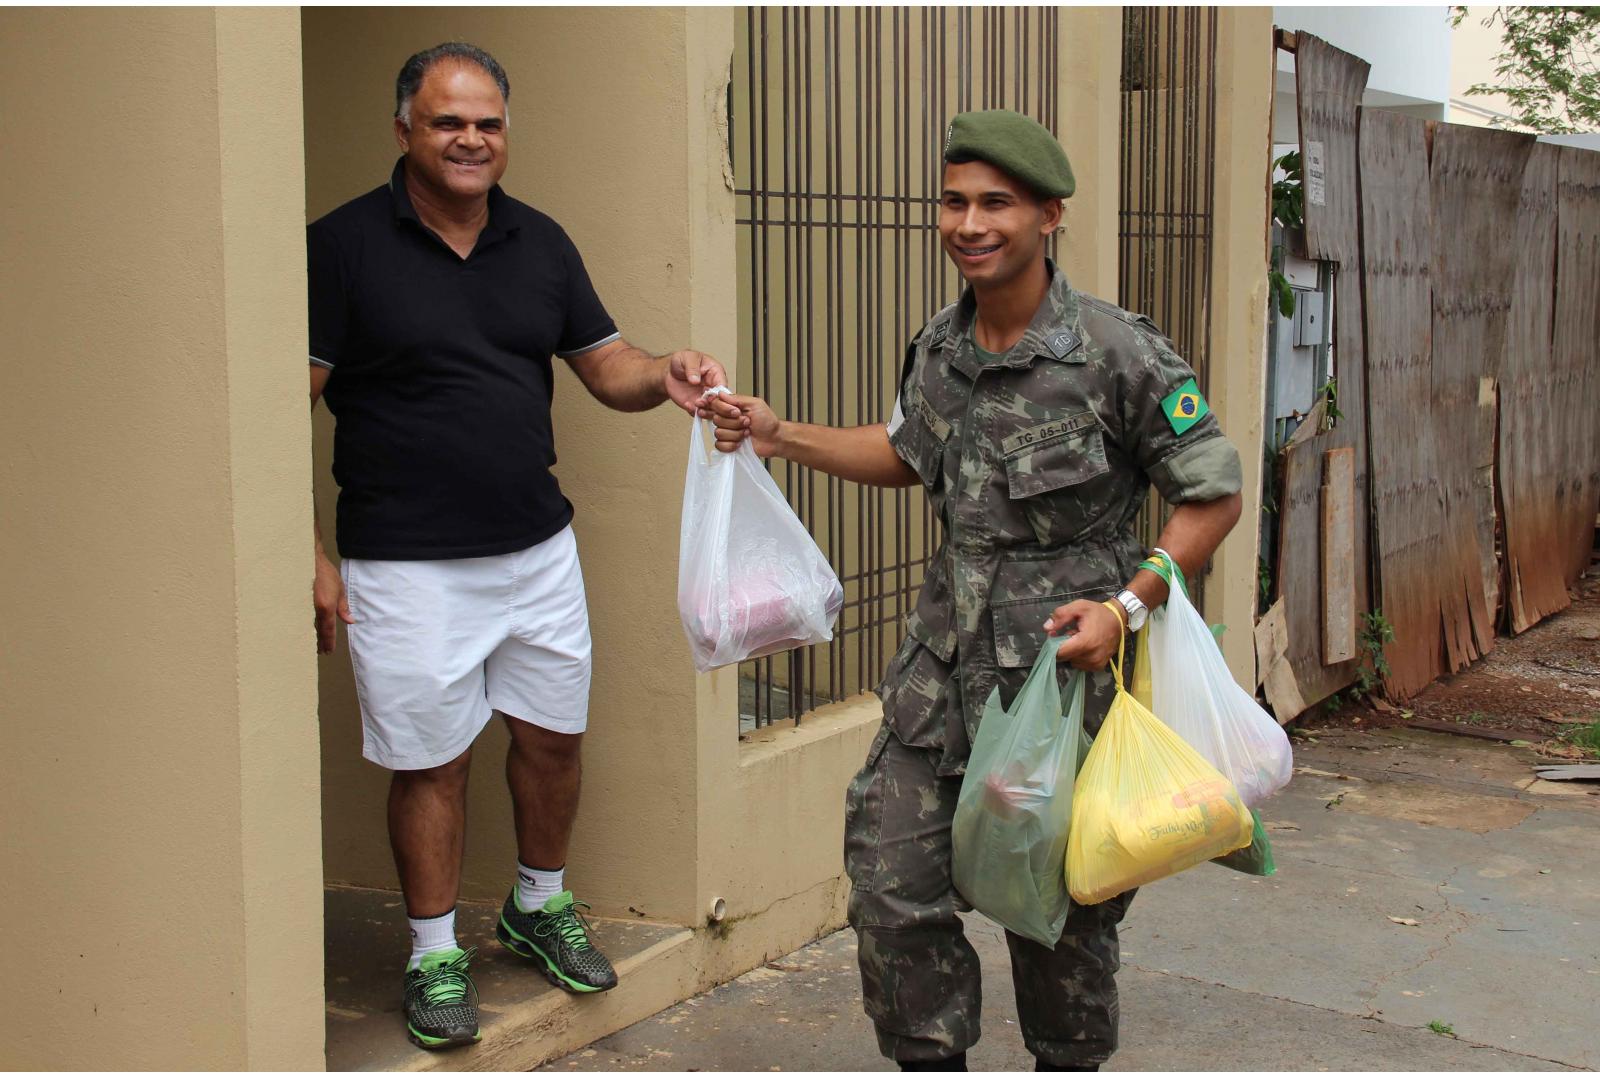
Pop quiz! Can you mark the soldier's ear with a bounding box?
[1038,195,1062,235]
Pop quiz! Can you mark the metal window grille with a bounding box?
[732,7,1061,733]
[1118,7,1220,607]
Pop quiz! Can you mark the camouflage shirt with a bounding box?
[882,261,1241,772]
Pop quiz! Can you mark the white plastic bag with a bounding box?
[677,393,843,673]
[1146,550,1293,807]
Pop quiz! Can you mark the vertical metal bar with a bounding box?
[756,7,772,729]
[802,7,816,717]
[892,5,905,638]
[1021,7,1029,118]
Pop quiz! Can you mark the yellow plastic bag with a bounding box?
[1129,623,1153,711]
[1066,605,1253,905]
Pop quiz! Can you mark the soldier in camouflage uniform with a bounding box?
[706,109,1243,1071]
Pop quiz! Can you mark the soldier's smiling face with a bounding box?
[938,160,1061,292]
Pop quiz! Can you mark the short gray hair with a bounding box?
[395,42,510,127]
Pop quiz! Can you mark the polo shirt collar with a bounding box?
[387,157,518,250]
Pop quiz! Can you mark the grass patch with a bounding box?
[1561,718,1600,757]
[1427,1020,1455,1037]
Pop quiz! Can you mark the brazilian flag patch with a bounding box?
[1161,378,1209,435]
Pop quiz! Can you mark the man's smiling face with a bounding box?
[938,159,1060,290]
[395,60,508,205]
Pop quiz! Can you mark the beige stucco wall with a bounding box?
[0,7,322,1069]
[1207,8,1275,681]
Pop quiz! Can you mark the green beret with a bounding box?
[943,109,1075,199]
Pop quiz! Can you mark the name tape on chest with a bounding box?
[908,390,952,442]
[1000,411,1098,457]
[1160,377,1209,435]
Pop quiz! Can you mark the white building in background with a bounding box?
[1273,5,1600,147]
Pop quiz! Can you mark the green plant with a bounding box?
[1351,609,1395,698]
[1272,150,1304,230]
[1451,6,1600,134]
[1562,718,1600,756]
[1269,244,1297,319]
[1316,376,1343,429]
[1268,151,1304,319]
[1258,556,1274,611]
[1322,691,1344,715]
[1428,1020,1455,1037]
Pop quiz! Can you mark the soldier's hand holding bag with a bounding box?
[1066,604,1253,905]
[952,637,1092,947]
[677,389,844,672]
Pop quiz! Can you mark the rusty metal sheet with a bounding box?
[1499,144,1567,632]
[1360,110,1447,701]
[1428,125,1534,669]
[1294,32,1370,265]
[1554,147,1600,587]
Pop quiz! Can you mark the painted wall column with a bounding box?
[0,7,322,1068]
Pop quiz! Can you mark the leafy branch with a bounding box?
[1451,6,1600,134]
[1269,151,1304,318]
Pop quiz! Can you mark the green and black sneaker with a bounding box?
[402,946,481,1051]
[496,889,618,993]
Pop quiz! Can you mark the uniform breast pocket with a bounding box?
[1002,416,1112,546]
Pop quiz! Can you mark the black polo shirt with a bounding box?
[308,159,619,560]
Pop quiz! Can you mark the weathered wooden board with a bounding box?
[1499,144,1566,632]
[1294,32,1370,265]
[1321,447,1357,665]
[1428,125,1533,671]
[1272,31,1371,714]
[1255,597,1307,724]
[1360,110,1447,701]
[1554,147,1600,587]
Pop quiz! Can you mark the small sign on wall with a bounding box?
[1305,140,1328,207]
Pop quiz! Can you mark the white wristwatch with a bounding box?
[1114,589,1148,632]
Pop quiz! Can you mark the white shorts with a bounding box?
[342,525,592,771]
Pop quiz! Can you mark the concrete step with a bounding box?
[325,884,691,1071]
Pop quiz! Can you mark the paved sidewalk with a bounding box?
[544,727,1598,1072]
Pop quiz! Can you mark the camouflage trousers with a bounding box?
[844,724,1135,1067]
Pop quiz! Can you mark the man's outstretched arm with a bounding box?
[564,339,728,415]
[705,393,919,488]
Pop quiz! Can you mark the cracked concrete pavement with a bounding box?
[544,727,1597,1072]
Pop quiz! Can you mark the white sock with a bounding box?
[408,909,458,969]
[516,862,564,912]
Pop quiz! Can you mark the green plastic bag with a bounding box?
[1211,808,1277,876]
[952,637,1091,947]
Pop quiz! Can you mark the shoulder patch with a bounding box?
[1079,293,1163,334]
[928,317,950,349]
[1161,377,1210,435]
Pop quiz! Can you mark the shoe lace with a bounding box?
[537,900,597,953]
[414,947,477,1008]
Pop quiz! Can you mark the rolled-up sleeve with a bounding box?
[1120,339,1242,504]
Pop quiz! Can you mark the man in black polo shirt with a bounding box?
[307,43,729,1051]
